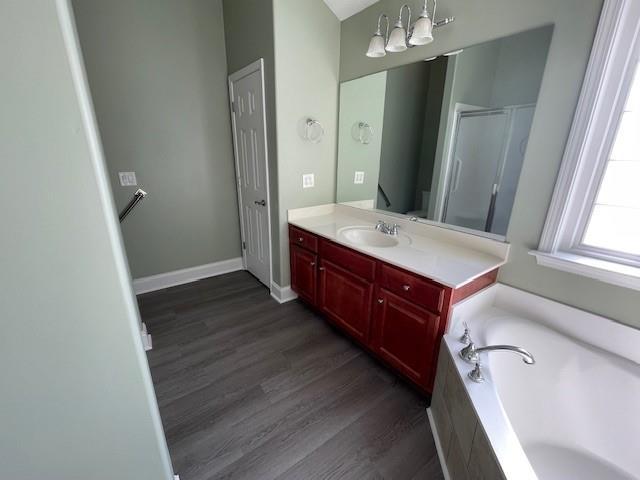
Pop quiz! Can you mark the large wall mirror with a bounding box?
[336,26,553,238]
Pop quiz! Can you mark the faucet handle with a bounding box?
[468,362,485,383]
[390,224,400,235]
[459,342,479,363]
[460,321,472,345]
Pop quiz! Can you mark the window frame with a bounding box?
[532,0,640,290]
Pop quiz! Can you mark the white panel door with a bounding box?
[230,63,270,287]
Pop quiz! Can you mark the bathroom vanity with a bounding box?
[288,204,509,394]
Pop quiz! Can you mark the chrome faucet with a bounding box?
[460,342,535,383]
[375,220,400,236]
[460,342,535,364]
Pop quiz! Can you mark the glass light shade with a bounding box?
[409,15,433,45]
[386,25,408,52]
[366,34,386,58]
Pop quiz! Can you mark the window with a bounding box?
[581,61,640,260]
[533,0,640,290]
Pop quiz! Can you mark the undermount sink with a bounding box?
[338,226,411,248]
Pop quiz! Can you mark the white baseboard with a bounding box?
[133,257,244,295]
[270,282,298,304]
[140,322,153,351]
[427,407,451,480]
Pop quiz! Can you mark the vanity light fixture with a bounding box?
[366,0,454,58]
[410,0,434,45]
[386,4,411,52]
[366,14,389,58]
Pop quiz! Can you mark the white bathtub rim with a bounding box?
[448,283,640,366]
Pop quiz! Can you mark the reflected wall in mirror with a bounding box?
[336,26,553,237]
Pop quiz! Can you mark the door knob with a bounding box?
[254,199,266,206]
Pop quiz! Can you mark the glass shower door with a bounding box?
[442,110,509,232]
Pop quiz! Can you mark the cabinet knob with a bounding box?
[310,262,316,267]
[319,266,325,271]
[298,237,304,242]
[402,284,411,292]
[378,298,384,304]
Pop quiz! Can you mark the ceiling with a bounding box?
[322,0,380,21]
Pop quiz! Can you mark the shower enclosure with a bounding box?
[442,104,535,236]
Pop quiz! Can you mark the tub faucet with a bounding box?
[460,342,535,365]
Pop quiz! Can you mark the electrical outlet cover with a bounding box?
[354,171,365,184]
[118,171,137,187]
[302,173,315,189]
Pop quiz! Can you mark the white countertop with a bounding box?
[288,204,509,289]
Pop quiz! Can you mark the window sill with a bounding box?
[529,250,640,291]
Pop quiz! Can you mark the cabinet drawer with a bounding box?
[378,263,444,313]
[289,225,318,253]
[320,239,376,282]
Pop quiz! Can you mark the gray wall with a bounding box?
[223,0,281,284]
[337,71,388,204]
[378,63,431,214]
[0,2,173,478]
[274,0,341,286]
[416,57,448,212]
[341,0,640,329]
[73,0,241,279]
[490,27,553,107]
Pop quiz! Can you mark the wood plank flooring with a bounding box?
[139,271,443,480]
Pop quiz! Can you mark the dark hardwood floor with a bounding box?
[139,271,443,480]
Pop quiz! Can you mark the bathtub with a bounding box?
[436,284,640,480]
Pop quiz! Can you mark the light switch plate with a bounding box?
[302,173,315,189]
[118,171,137,186]
[354,171,365,184]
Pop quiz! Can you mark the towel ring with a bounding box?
[303,118,324,143]
[351,122,374,144]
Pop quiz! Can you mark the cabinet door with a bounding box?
[373,287,441,388]
[290,244,317,305]
[318,259,374,344]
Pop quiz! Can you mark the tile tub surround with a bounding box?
[429,343,508,480]
[288,204,509,289]
[430,283,640,480]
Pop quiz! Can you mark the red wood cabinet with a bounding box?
[290,244,317,305]
[318,259,374,344]
[372,288,441,387]
[288,224,497,394]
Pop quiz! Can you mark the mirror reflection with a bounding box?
[336,26,553,237]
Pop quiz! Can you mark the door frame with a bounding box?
[228,58,273,292]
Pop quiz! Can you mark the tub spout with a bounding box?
[460,342,535,365]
